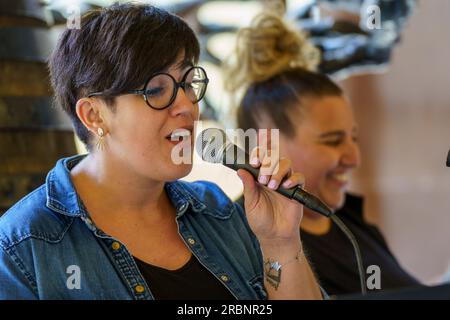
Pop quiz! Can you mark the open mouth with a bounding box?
[330,173,349,183]
[327,172,350,188]
[165,127,193,145]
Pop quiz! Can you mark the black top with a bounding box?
[301,194,420,296]
[134,254,235,300]
[235,193,420,297]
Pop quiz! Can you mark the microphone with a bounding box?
[196,128,333,218]
[447,150,450,167]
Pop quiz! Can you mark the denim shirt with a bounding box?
[0,155,266,300]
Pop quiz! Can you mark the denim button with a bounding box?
[111,242,121,250]
[135,285,145,294]
[187,238,196,245]
[221,275,229,282]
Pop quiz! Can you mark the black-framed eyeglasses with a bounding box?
[87,66,209,110]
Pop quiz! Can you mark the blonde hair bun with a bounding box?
[224,12,320,91]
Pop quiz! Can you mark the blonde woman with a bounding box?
[225,12,420,295]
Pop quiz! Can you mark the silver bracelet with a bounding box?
[264,248,303,290]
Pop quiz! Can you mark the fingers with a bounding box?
[281,172,305,189]
[258,150,280,185]
[250,154,305,191]
[247,129,303,191]
[249,146,281,184]
[249,147,265,167]
[263,157,290,190]
[249,128,278,168]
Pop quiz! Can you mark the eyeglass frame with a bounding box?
[87,66,209,110]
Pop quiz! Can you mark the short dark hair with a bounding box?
[237,68,343,137]
[49,3,200,148]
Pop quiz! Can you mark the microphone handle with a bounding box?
[223,145,332,218]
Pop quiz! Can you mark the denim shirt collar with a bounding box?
[45,154,212,219]
[45,155,87,217]
[164,182,207,217]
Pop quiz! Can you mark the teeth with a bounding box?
[170,129,191,140]
[331,173,349,182]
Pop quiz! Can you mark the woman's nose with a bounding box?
[169,87,197,117]
[341,140,361,168]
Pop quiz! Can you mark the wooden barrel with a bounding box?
[0,0,77,215]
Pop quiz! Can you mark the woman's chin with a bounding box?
[321,191,346,212]
[165,163,193,180]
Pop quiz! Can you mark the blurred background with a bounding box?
[1,0,449,284]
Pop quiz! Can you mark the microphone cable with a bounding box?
[329,214,367,295]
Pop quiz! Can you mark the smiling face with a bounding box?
[278,96,361,212]
[101,54,200,183]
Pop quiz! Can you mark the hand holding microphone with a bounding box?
[196,128,332,245]
[197,128,325,298]
[197,128,332,217]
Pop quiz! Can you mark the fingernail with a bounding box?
[268,180,277,189]
[282,180,292,188]
[250,157,259,165]
[259,175,268,184]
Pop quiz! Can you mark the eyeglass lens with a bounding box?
[145,67,207,109]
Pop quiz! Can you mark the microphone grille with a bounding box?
[196,128,228,163]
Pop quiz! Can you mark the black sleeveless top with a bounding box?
[134,254,235,300]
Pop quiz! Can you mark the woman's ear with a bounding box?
[75,97,108,135]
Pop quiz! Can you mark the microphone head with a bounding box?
[196,128,229,164]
